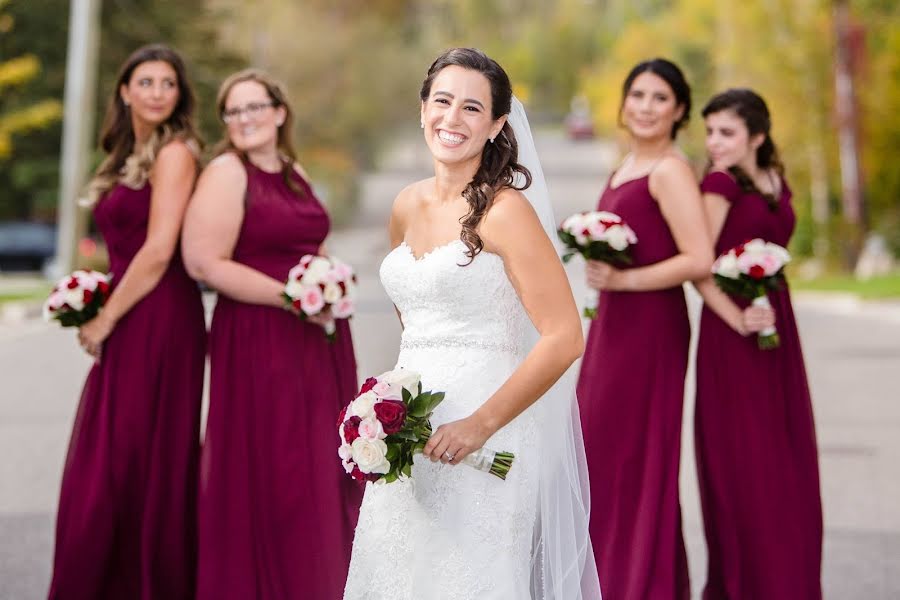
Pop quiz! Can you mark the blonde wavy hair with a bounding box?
[84,44,201,206]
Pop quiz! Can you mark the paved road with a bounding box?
[2,132,898,598]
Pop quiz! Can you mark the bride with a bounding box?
[343,47,602,600]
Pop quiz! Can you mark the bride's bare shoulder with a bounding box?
[390,178,434,245]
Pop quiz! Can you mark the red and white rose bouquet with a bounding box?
[337,368,515,484]
[43,270,111,327]
[558,210,638,318]
[283,254,356,341]
[712,238,791,349]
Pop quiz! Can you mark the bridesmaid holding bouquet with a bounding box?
[693,88,823,599]
[576,58,713,599]
[182,69,361,600]
[49,44,206,599]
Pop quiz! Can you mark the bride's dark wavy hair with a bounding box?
[419,48,532,265]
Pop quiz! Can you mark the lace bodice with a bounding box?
[380,240,531,355]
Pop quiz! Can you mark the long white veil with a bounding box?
[508,97,603,600]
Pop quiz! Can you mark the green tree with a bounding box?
[0,0,64,220]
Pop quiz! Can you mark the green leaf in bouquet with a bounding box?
[402,387,412,404]
[562,252,575,263]
[401,463,412,478]
[422,391,445,414]
[390,430,419,442]
[386,444,400,461]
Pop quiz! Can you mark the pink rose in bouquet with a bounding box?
[558,211,638,318]
[337,369,515,484]
[712,238,791,349]
[283,254,357,341]
[43,270,111,327]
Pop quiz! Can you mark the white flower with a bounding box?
[378,368,421,398]
[713,252,741,279]
[358,417,386,441]
[284,279,306,300]
[604,224,632,251]
[63,287,85,311]
[594,211,622,224]
[338,443,353,461]
[302,256,332,283]
[349,391,379,419]
[342,459,355,474]
[350,438,390,474]
[323,282,342,304]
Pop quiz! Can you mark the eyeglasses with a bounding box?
[221,101,276,123]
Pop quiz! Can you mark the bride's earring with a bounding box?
[420,122,425,129]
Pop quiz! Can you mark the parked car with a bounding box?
[0,221,108,275]
[565,94,595,141]
[0,221,56,272]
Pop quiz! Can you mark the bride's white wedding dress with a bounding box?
[343,239,542,599]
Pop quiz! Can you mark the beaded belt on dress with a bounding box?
[400,335,519,355]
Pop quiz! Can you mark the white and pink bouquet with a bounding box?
[558,211,638,318]
[712,238,791,349]
[43,270,111,327]
[283,254,356,341]
[337,368,515,484]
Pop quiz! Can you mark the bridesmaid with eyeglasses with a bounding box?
[182,69,362,600]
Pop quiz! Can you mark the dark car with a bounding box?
[0,221,56,272]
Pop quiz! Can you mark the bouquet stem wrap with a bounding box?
[752,295,780,349]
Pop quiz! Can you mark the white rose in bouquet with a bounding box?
[351,438,390,474]
[350,391,379,419]
[378,368,422,398]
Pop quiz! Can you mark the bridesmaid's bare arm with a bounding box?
[692,191,775,335]
[586,157,713,292]
[78,141,197,356]
[423,189,583,464]
[181,153,285,307]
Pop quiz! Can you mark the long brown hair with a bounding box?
[213,69,304,196]
[86,44,201,205]
[702,88,785,210]
[420,48,532,265]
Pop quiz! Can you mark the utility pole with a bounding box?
[55,0,101,276]
[833,0,866,266]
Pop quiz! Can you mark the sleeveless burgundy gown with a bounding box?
[49,182,207,599]
[577,174,691,599]
[196,161,362,600]
[695,171,822,599]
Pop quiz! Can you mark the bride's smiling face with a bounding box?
[420,65,506,167]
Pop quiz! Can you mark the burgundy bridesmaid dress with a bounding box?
[695,171,822,599]
[196,160,362,600]
[577,173,691,600]
[49,182,207,599]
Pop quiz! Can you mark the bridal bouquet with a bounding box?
[337,368,515,484]
[712,238,791,350]
[558,210,638,318]
[43,270,111,327]
[283,254,356,341]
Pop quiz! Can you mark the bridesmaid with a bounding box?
[576,58,712,599]
[182,69,362,599]
[48,44,206,599]
[693,88,823,599]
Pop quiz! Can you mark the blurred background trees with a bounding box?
[0,0,897,268]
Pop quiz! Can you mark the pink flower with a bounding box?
[332,297,355,319]
[299,286,325,315]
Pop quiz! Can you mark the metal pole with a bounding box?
[55,0,101,277]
